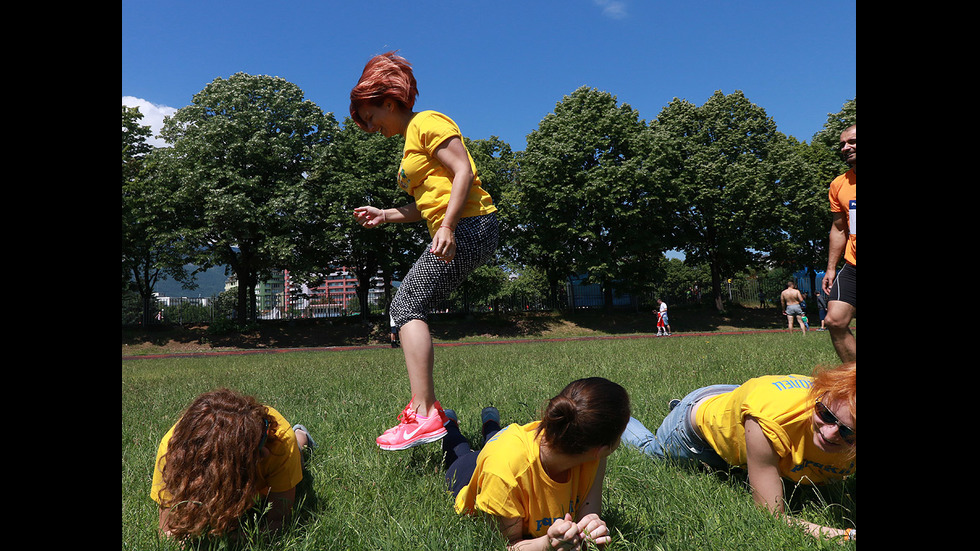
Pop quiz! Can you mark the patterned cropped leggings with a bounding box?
[390,212,499,329]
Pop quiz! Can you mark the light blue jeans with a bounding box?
[622,384,738,471]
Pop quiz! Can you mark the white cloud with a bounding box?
[593,0,628,19]
[122,96,178,148]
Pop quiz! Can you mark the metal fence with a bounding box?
[123,275,816,327]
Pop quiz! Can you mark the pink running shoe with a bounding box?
[376,400,448,451]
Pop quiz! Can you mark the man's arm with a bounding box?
[822,213,847,294]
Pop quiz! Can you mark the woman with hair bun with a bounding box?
[349,51,499,451]
[150,388,316,541]
[623,362,857,542]
[442,377,630,550]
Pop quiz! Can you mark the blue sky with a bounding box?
[123,1,855,151]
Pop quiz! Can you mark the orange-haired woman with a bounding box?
[150,388,315,541]
[350,51,498,451]
[624,363,856,542]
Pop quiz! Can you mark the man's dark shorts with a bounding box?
[829,263,856,307]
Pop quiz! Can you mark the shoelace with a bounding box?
[396,406,417,425]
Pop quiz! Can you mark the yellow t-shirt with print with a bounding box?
[399,110,496,237]
[454,421,600,538]
[695,375,855,485]
[151,405,303,505]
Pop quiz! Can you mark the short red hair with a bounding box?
[349,51,419,130]
[809,362,856,458]
[809,362,856,422]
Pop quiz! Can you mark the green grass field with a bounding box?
[122,331,855,550]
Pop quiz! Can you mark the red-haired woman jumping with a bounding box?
[350,51,499,451]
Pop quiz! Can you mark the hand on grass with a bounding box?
[575,513,611,547]
[545,513,610,550]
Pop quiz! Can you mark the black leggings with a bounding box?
[443,419,501,498]
[390,212,499,329]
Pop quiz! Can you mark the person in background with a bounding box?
[622,363,856,542]
[779,281,807,335]
[389,313,400,348]
[151,388,316,541]
[349,51,499,451]
[816,289,829,331]
[822,125,856,362]
[443,378,631,550]
[656,298,672,336]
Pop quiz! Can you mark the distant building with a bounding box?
[281,268,388,318]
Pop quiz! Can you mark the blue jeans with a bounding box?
[622,385,738,471]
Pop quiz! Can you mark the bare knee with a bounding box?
[824,302,854,331]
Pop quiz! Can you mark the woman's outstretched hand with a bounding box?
[353,206,384,228]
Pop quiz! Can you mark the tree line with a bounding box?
[122,72,855,326]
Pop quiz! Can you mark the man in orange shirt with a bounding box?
[821,125,856,362]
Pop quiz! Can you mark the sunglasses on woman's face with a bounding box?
[814,399,855,444]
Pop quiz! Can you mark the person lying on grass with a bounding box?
[443,377,630,550]
[150,388,316,541]
[623,362,856,542]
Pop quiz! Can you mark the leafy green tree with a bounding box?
[517,86,676,307]
[652,90,786,312]
[500,264,550,309]
[156,73,336,323]
[122,105,194,325]
[655,257,711,305]
[449,263,508,312]
[769,98,856,294]
[464,135,520,257]
[810,98,857,180]
[305,118,424,317]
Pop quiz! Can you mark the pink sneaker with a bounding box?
[376,401,448,451]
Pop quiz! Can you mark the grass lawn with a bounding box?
[122,328,855,550]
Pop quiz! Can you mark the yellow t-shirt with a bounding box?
[398,110,496,237]
[696,375,855,485]
[454,421,600,538]
[151,405,303,505]
[828,168,856,266]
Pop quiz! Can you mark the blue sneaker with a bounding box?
[443,408,459,428]
[480,406,500,441]
[481,406,500,426]
[668,399,681,411]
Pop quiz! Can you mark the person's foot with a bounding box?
[668,399,681,411]
[480,406,501,442]
[292,424,317,450]
[443,408,459,428]
[376,401,448,451]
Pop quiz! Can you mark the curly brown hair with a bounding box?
[158,388,277,539]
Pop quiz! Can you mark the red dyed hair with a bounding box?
[349,51,419,130]
[808,362,856,455]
